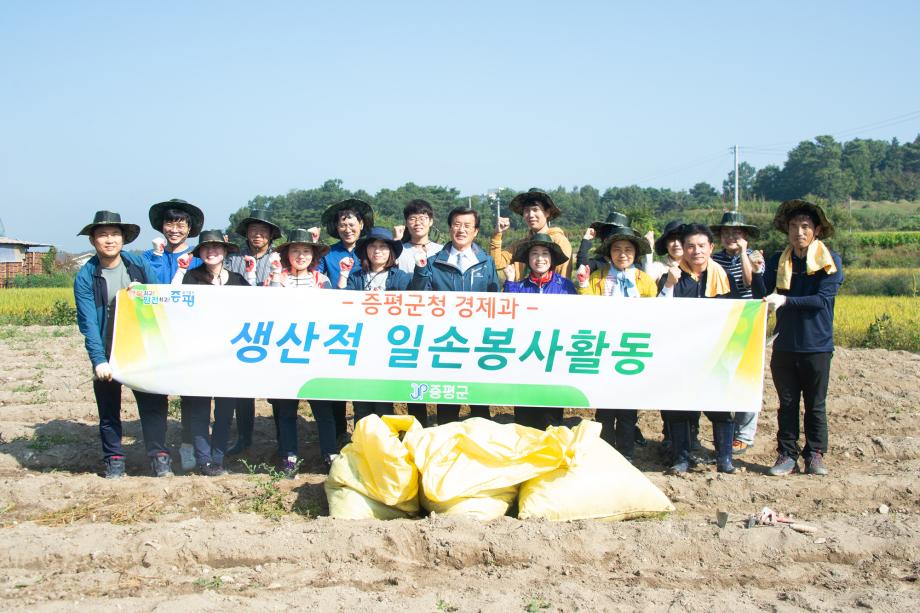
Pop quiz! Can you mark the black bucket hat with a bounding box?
[773,199,835,238]
[192,229,240,257]
[78,210,141,245]
[355,227,403,261]
[148,198,205,237]
[275,228,331,265]
[234,209,283,240]
[509,188,562,221]
[596,227,651,259]
[710,210,760,239]
[511,233,569,269]
[321,199,375,240]
[654,220,685,256]
[589,210,630,240]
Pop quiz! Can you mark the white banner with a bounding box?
[110,285,767,412]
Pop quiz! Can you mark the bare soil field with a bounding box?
[1,325,918,612]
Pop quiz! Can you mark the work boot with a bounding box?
[104,456,126,479]
[768,453,799,476]
[150,453,174,477]
[804,451,829,476]
[198,462,227,477]
[713,421,736,474]
[666,419,692,474]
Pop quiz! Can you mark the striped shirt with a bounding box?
[711,249,753,299]
[225,246,274,286]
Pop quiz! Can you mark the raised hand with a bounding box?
[497,217,511,233]
[307,227,321,243]
[393,225,406,241]
[582,228,596,241]
[576,264,590,287]
[177,253,192,269]
[503,265,516,282]
[339,257,354,274]
[243,255,256,273]
[644,230,655,249]
[152,237,166,255]
[269,252,282,274]
[736,236,749,252]
[665,263,682,288]
[415,250,428,269]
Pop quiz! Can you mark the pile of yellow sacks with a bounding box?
[325,415,675,521]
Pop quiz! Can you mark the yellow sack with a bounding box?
[324,480,415,520]
[518,420,675,521]
[420,484,518,521]
[405,417,568,518]
[325,414,422,519]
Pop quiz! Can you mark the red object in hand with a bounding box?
[177,253,192,269]
[339,257,354,273]
[243,255,256,272]
[152,237,166,255]
[269,252,282,272]
[576,265,590,284]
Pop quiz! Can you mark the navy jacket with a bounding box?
[752,249,844,353]
[409,243,500,293]
[74,252,157,367]
[345,267,412,291]
[503,273,576,295]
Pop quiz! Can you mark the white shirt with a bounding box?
[448,245,476,274]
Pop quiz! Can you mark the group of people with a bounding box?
[74,189,844,482]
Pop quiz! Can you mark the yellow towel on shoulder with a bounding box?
[678,258,731,297]
[776,239,837,290]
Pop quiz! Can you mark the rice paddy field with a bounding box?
[1,287,918,351]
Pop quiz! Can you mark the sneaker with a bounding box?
[104,456,126,479]
[198,462,227,477]
[666,461,689,475]
[278,455,299,479]
[732,440,750,456]
[804,452,829,476]
[768,454,798,476]
[150,453,174,477]
[179,443,196,471]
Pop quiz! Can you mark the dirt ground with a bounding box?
[0,325,918,612]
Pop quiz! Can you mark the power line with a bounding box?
[631,149,733,185]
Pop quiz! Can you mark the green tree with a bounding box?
[689,182,719,206]
[722,162,756,201]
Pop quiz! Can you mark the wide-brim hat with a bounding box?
[509,188,562,221]
[710,210,760,239]
[321,198,375,240]
[511,233,569,268]
[654,220,685,256]
[355,227,403,260]
[772,199,835,238]
[596,227,651,259]
[78,210,141,245]
[148,198,205,237]
[192,229,240,257]
[275,228,331,263]
[235,209,283,240]
[590,210,630,240]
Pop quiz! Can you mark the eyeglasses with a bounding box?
[450,223,475,231]
[406,215,431,224]
[163,221,189,230]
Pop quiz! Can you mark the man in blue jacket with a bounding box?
[752,199,844,477]
[74,211,172,478]
[410,207,500,424]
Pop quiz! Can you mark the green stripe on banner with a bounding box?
[297,378,591,408]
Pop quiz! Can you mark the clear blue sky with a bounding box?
[2,0,919,251]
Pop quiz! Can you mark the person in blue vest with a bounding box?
[503,233,576,430]
[74,211,172,478]
[143,198,205,471]
[316,199,375,445]
[410,207,500,423]
[752,199,844,477]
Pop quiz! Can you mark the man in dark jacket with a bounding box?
[410,207,500,423]
[752,200,844,476]
[74,211,172,478]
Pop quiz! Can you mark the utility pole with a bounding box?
[734,144,740,211]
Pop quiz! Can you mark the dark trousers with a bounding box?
[235,398,256,443]
[437,404,490,424]
[269,399,300,458]
[308,399,341,458]
[771,350,832,458]
[93,379,168,459]
[596,408,638,459]
[663,410,733,465]
[184,395,236,466]
[180,397,193,445]
[406,402,429,427]
[326,400,347,438]
[514,407,563,430]
[353,401,394,426]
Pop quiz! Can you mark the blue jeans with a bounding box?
[93,379,168,459]
[734,412,759,444]
[183,396,237,466]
